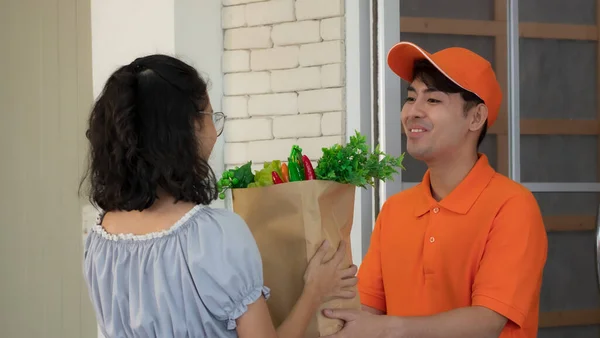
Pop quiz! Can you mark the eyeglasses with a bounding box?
[198,111,226,136]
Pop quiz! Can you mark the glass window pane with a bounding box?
[542,231,599,311]
[533,192,600,337]
[521,135,598,182]
[535,192,599,215]
[520,0,596,25]
[519,38,597,120]
[518,0,599,184]
[400,0,494,21]
[539,325,600,338]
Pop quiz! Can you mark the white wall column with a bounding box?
[175,0,225,208]
[91,0,174,97]
[345,0,374,265]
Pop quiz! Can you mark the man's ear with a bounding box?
[469,103,488,132]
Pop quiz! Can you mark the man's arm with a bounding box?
[381,306,506,338]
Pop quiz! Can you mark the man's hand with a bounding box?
[321,308,389,338]
[322,306,507,338]
[362,304,385,315]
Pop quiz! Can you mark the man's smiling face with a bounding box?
[401,77,474,163]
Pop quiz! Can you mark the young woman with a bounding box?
[82,54,357,338]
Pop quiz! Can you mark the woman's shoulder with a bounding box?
[191,206,254,241]
[190,207,261,266]
[199,205,247,226]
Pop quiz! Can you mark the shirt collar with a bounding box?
[414,154,496,217]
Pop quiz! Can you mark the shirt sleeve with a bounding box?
[187,209,270,330]
[471,191,548,327]
[357,203,387,313]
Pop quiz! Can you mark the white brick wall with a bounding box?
[248,93,297,116]
[251,46,299,70]
[246,0,295,26]
[320,17,344,40]
[321,63,344,87]
[296,0,343,20]
[271,67,321,92]
[223,50,250,72]
[299,41,344,66]
[221,0,346,167]
[272,21,320,46]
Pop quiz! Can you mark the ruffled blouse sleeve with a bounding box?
[186,208,270,330]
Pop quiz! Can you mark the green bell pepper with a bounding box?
[288,145,305,182]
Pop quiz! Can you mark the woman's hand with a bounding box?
[303,240,358,302]
[237,240,359,338]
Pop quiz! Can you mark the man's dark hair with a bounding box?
[412,59,487,147]
[80,54,218,212]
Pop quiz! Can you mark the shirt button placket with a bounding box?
[430,207,439,245]
[429,208,437,244]
[424,206,439,276]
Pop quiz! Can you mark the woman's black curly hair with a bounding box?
[81,54,218,212]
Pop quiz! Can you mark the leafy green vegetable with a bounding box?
[314,130,405,188]
[217,162,254,199]
[248,160,282,188]
[232,162,255,188]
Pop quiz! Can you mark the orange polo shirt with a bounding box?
[358,154,548,337]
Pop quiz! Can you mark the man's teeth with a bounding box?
[410,129,425,132]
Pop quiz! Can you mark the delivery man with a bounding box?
[323,42,548,338]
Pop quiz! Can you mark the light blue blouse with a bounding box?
[83,205,270,338]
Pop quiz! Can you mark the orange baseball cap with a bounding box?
[387,41,502,127]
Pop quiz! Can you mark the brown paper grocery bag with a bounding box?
[232,179,361,337]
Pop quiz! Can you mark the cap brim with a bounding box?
[387,42,433,82]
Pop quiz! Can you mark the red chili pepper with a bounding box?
[272,171,284,184]
[302,155,315,180]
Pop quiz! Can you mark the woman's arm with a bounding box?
[235,296,278,338]
[236,289,320,338]
[275,287,320,337]
[236,240,357,338]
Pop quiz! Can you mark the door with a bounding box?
[377,0,600,335]
[0,0,97,337]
